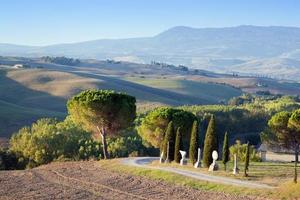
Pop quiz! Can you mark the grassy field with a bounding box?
[149,160,298,186]
[124,77,242,104]
[0,68,243,137]
[0,99,65,138]
[101,159,300,199]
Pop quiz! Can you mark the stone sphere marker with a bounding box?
[208,150,219,171]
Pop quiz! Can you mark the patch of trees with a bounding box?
[9,118,101,168]
[106,59,121,64]
[41,56,81,66]
[229,140,261,162]
[137,107,196,152]
[150,61,189,72]
[262,109,300,183]
[181,96,300,146]
[256,90,272,96]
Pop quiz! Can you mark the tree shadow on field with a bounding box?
[0,70,66,138]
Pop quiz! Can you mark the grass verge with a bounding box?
[99,159,300,199]
[99,159,271,198]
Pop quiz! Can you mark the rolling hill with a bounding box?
[1,55,300,138]
[0,63,242,137]
[1,26,300,81]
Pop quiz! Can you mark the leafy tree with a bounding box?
[203,115,218,167]
[174,127,183,163]
[138,107,196,151]
[189,120,199,164]
[244,142,250,177]
[67,90,136,159]
[162,121,175,161]
[267,110,300,183]
[222,132,230,171]
[107,129,150,158]
[9,118,101,167]
[229,140,261,162]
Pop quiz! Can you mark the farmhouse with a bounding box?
[258,144,299,162]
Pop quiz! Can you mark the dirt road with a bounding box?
[122,157,274,189]
[0,161,266,200]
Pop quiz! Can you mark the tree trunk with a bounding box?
[97,126,109,159]
[294,144,299,183]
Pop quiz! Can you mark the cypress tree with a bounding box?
[189,120,199,165]
[222,132,230,171]
[163,121,175,161]
[174,127,183,163]
[244,142,250,177]
[203,115,218,168]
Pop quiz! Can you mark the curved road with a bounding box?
[121,157,274,189]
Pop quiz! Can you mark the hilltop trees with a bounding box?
[67,90,136,159]
[267,109,300,183]
[203,115,218,167]
[189,120,199,164]
[138,107,196,150]
[174,127,183,163]
[222,132,230,171]
[41,56,80,66]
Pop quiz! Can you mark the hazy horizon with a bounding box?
[1,0,300,45]
[3,24,300,47]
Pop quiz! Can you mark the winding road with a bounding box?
[122,157,275,189]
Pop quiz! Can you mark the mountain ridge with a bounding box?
[1,25,300,81]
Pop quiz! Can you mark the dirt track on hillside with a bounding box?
[0,161,268,200]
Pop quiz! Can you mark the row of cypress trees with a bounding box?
[162,115,229,167]
[162,114,250,174]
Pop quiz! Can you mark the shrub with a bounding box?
[9,118,101,167]
[229,140,261,162]
[138,107,196,151]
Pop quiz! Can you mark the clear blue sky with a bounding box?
[1,0,300,45]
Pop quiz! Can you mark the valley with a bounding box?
[1,56,299,138]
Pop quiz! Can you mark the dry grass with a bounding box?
[103,159,300,199]
[149,160,298,186]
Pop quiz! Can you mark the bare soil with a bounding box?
[0,161,267,200]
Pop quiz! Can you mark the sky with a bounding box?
[1,0,300,46]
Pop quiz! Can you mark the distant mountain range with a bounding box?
[1,25,300,81]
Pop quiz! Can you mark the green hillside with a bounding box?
[0,68,242,137]
[0,100,65,138]
[124,77,242,104]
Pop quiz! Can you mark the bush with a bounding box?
[138,107,196,151]
[107,129,151,158]
[9,117,101,167]
[229,140,261,162]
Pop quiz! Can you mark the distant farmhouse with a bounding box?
[258,144,299,162]
[12,64,30,69]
